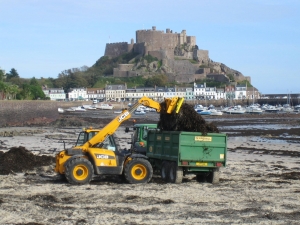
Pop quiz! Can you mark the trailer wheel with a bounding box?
[169,162,183,184]
[207,168,220,184]
[124,158,153,184]
[161,161,170,182]
[65,157,94,185]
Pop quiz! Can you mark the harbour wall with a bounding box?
[0,101,60,126]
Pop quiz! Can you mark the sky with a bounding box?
[1,0,300,94]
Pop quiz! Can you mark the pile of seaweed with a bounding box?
[158,102,219,134]
[0,147,55,175]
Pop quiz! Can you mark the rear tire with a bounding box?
[161,161,170,182]
[65,158,94,185]
[207,168,220,184]
[124,158,153,184]
[169,162,183,184]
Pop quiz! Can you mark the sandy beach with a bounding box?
[0,112,300,224]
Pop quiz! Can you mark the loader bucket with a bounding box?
[166,97,184,114]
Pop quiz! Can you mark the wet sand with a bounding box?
[0,112,300,224]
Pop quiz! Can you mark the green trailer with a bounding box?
[146,130,227,184]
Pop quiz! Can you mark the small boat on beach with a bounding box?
[74,106,86,112]
[198,110,211,115]
[83,105,97,110]
[226,106,246,114]
[65,107,76,112]
[134,110,146,115]
[245,105,263,114]
[210,109,223,116]
[114,110,123,114]
[96,103,114,110]
[58,108,65,114]
[264,105,280,113]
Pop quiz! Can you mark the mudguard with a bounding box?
[64,154,85,166]
[130,153,148,159]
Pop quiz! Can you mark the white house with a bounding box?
[175,87,186,99]
[125,87,156,101]
[176,86,194,100]
[152,87,164,101]
[105,84,127,101]
[235,84,247,99]
[86,88,105,101]
[43,88,66,101]
[194,82,206,99]
[164,87,176,98]
[215,88,226,100]
[205,87,216,100]
[68,88,88,101]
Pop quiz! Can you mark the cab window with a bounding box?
[102,136,116,151]
[133,128,140,142]
[76,131,98,146]
[142,127,156,140]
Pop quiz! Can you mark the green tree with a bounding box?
[30,77,39,86]
[0,82,8,99]
[19,83,31,99]
[6,68,19,81]
[227,74,235,82]
[144,74,168,87]
[30,85,45,100]
[0,70,5,81]
[6,84,19,100]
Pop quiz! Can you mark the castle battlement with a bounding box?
[105,26,200,61]
[106,42,128,45]
[136,29,165,33]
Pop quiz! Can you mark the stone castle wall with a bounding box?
[147,50,171,60]
[207,74,229,82]
[113,69,138,77]
[118,64,134,71]
[165,59,197,75]
[0,101,59,126]
[133,42,146,55]
[167,73,196,83]
[193,49,209,63]
[136,29,179,52]
[104,42,129,58]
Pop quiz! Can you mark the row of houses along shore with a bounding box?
[43,82,260,102]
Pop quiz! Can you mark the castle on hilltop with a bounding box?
[104,26,248,83]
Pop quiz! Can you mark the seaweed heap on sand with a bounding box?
[0,147,55,175]
[158,103,219,134]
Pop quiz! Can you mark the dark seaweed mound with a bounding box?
[0,147,55,175]
[158,103,219,134]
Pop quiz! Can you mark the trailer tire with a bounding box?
[124,158,153,184]
[65,157,94,185]
[161,161,170,182]
[169,162,183,184]
[207,168,220,184]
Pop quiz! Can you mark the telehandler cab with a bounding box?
[54,96,184,185]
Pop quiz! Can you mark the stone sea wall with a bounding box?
[0,101,59,126]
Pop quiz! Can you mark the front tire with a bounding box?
[169,162,183,184]
[124,158,153,184]
[65,158,94,185]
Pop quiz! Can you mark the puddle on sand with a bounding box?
[219,124,300,130]
[228,136,291,144]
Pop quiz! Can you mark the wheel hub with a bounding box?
[135,169,142,175]
[76,169,83,176]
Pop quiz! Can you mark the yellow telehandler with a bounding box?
[54,96,184,185]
